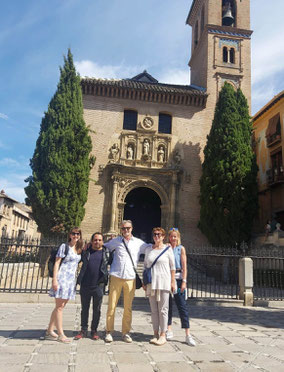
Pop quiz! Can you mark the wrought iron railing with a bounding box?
[1,238,283,301]
[187,246,241,299]
[0,237,63,293]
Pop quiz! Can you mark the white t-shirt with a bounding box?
[144,245,175,291]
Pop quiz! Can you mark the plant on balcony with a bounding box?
[199,82,258,246]
[25,49,93,236]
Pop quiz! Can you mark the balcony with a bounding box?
[266,168,284,185]
[266,133,281,147]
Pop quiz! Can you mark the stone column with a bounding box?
[239,257,253,306]
[169,173,177,228]
[109,175,119,233]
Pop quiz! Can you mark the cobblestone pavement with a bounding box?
[0,297,283,372]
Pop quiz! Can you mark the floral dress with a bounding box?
[49,243,81,300]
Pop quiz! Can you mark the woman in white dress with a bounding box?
[46,227,83,343]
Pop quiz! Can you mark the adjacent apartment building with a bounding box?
[0,190,41,240]
[253,91,284,231]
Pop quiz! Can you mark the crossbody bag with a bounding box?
[143,246,170,286]
[122,239,143,289]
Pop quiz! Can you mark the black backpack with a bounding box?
[48,243,69,278]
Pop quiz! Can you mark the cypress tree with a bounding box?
[25,49,93,236]
[199,82,258,246]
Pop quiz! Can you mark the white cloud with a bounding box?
[75,60,144,80]
[0,175,28,203]
[252,32,284,86]
[0,112,8,120]
[158,68,190,85]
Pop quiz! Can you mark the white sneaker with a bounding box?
[166,330,174,340]
[122,333,132,343]
[185,335,196,346]
[105,333,113,343]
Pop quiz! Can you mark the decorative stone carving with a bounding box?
[98,165,104,175]
[126,144,134,159]
[143,139,150,155]
[109,143,119,162]
[157,145,165,163]
[142,116,154,130]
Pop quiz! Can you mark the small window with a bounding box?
[194,21,199,47]
[158,113,172,134]
[223,47,228,63]
[229,48,235,63]
[123,110,137,131]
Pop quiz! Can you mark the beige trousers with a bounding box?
[106,275,135,334]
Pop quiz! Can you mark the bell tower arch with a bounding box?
[186,0,252,112]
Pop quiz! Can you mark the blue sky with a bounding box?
[0,0,283,203]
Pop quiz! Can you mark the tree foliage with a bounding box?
[25,49,92,236]
[199,82,258,246]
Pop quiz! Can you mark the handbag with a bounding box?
[122,239,142,289]
[143,246,170,286]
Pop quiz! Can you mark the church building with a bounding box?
[80,0,252,246]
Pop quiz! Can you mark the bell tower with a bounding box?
[186,0,253,111]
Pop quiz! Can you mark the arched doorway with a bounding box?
[123,187,161,242]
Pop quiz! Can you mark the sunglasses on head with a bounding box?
[71,232,80,236]
[169,227,179,231]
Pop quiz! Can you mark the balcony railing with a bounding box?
[267,133,281,147]
[266,168,284,185]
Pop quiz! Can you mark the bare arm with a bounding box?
[180,246,187,293]
[171,269,176,293]
[52,257,62,291]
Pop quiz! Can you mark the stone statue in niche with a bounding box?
[109,143,119,162]
[143,139,150,155]
[126,144,134,160]
[157,145,165,163]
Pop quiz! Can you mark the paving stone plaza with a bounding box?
[0,295,283,372]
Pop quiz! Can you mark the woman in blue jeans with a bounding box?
[166,228,196,346]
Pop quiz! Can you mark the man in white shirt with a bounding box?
[104,220,148,343]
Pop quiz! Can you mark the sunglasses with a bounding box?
[121,227,132,230]
[153,233,163,237]
[169,227,179,231]
[71,232,80,236]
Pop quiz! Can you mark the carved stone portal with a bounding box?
[106,164,181,235]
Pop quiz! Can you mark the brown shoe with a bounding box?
[91,331,100,340]
[74,330,87,340]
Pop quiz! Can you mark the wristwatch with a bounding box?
[182,279,187,283]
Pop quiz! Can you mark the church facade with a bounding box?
[80,0,253,247]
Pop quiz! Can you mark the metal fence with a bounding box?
[248,246,284,300]
[187,246,241,299]
[0,237,59,293]
[0,238,283,300]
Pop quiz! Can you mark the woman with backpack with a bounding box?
[46,227,83,343]
[143,227,176,346]
[166,228,196,346]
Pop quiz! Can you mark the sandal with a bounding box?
[45,331,58,341]
[57,335,71,343]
